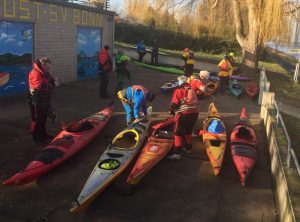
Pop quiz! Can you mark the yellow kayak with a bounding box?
[200,103,226,175]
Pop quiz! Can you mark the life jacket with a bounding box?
[176,86,198,114]
[29,61,54,93]
[115,54,130,69]
[218,59,232,77]
[120,85,148,103]
[98,48,112,72]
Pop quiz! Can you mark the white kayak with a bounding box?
[70,107,152,213]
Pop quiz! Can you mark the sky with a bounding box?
[110,0,126,16]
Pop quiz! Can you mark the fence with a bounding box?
[259,68,300,176]
[64,0,109,10]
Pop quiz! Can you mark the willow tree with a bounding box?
[161,0,291,73]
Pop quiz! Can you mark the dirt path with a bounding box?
[0,62,276,222]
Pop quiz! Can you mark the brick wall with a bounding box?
[0,0,114,83]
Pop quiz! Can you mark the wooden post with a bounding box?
[260,92,275,122]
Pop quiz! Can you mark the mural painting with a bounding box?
[77,27,102,80]
[0,20,33,96]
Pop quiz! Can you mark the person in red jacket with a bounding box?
[28,57,57,144]
[98,45,112,99]
[187,70,209,99]
[168,75,199,160]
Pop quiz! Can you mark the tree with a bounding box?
[152,0,291,73]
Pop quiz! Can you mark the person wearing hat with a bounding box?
[187,70,209,99]
[115,49,131,94]
[136,41,146,62]
[117,85,155,126]
[218,55,233,94]
[181,48,195,77]
[28,57,58,144]
[98,45,112,99]
[168,75,199,160]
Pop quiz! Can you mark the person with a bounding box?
[117,85,155,126]
[115,49,131,94]
[28,57,57,144]
[181,48,195,77]
[98,45,112,99]
[151,39,159,65]
[136,41,146,62]
[228,52,235,67]
[168,75,199,160]
[187,70,209,99]
[218,55,233,94]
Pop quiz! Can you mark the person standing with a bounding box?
[181,48,195,77]
[98,45,112,99]
[117,85,155,126]
[218,55,233,94]
[151,39,159,65]
[136,41,146,62]
[28,57,57,144]
[115,49,131,94]
[168,75,199,160]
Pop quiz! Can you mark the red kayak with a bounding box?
[230,108,257,186]
[127,117,174,185]
[245,83,258,100]
[3,103,114,186]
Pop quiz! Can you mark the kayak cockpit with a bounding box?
[112,130,139,150]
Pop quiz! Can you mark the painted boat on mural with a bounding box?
[3,103,114,186]
[199,103,226,175]
[0,72,10,87]
[127,117,174,185]
[245,83,259,100]
[229,80,243,98]
[160,80,179,94]
[230,107,257,186]
[70,107,152,213]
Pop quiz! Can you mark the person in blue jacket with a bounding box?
[136,41,146,62]
[118,85,155,126]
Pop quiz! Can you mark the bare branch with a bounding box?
[211,0,219,9]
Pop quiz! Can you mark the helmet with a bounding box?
[199,70,209,80]
[224,55,229,60]
[177,75,187,86]
[147,92,155,102]
[229,52,234,57]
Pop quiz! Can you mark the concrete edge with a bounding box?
[261,105,296,222]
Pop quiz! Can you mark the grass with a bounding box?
[115,41,300,108]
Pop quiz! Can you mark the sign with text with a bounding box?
[0,0,102,27]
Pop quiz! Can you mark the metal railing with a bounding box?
[260,69,300,176]
[64,0,109,10]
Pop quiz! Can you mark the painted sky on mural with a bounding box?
[77,28,101,57]
[0,21,33,55]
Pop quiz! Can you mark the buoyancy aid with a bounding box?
[29,61,54,93]
[218,59,232,77]
[119,85,148,103]
[182,51,195,65]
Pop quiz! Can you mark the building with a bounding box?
[0,0,115,96]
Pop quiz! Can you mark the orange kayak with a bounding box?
[200,103,227,176]
[127,117,174,185]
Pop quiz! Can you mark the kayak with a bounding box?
[230,108,257,186]
[135,61,184,75]
[229,80,243,98]
[70,107,152,213]
[199,103,226,176]
[230,75,251,81]
[0,72,10,87]
[3,103,114,186]
[245,83,259,100]
[127,117,174,185]
[205,81,219,95]
[160,80,178,94]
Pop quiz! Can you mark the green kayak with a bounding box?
[135,61,184,75]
